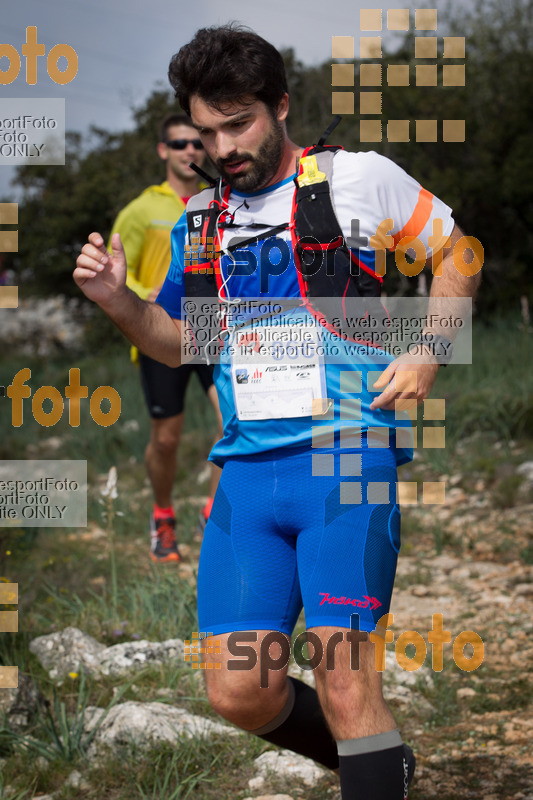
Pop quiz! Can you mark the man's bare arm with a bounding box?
[371,223,481,410]
[74,232,183,367]
[423,222,482,335]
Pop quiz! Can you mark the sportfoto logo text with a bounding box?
[0,27,78,85]
[2,368,121,427]
[185,613,484,687]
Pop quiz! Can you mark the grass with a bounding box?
[422,669,464,729]
[469,677,533,714]
[2,670,127,764]
[38,567,199,643]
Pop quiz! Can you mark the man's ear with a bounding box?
[156,141,168,161]
[277,93,290,123]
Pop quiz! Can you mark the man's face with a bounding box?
[189,96,286,192]
[159,124,205,181]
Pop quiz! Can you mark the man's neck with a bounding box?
[265,139,304,189]
[166,170,201,200]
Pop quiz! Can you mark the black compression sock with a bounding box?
[250,676,339,770]
[338,731,412,800]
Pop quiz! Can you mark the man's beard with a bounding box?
[216,116,285,192]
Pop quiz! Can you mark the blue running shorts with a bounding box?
[197,442,401,635]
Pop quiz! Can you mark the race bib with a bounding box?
[230,322,326,420]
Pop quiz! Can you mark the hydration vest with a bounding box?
[183,122,385,360]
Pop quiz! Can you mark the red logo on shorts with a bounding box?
[319,593,382,610]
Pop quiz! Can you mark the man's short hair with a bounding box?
[168,24,288,116]
[159,113,195,143]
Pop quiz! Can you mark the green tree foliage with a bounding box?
[378,0,533,314]
[3,0,532,314]
[6,90,181,296]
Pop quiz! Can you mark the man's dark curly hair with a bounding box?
[168,24,288,116]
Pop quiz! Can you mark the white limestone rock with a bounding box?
[253,749,326,788]
[29,627,105,680]
[84,701,239,757]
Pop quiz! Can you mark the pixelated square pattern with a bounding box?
[340,482,362,504]
[184,633,222,669]
[0,667,18,689]
[312,425,335,448]
[312,398,334,419]
[443,37,465,58]
[416,65,437,86]
[0,611,18,633]
[388,120,410,142]
[360,91,382,114]
[360,120,382,142]
[312,454,335,477]
[334,10,464,139]
[332,92,354,115]
[360,9,382,30]
[395,371,417,392]
[395,398,417,421]
[340,427,362,448]
[443,65,465,86]
[366,371,383,393]
[423,399,445,419]
[423,482,446,504]
[332,64,355,86]
[368,427,389,447]
[367,481,391,504]
[0,203,18,224]
[387,65,410,86]
[360,64,382,86]
[415,9,437,30]
[360,37,382,58]
[397,482,417,505]
[332,37,354,58]
[0,583,18,603]
[0,232,18,251]
[340,371,362,393]
[416,120,438,142]
[395,425,416,449]
[443,120,465,142]
[0,287,18,308]
[340,453,362,476]
[340,399,362,420]
[415,37,437,58]
[387,9,409,30]
[423,426,446,448]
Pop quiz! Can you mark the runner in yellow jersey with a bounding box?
[109,114,223,562]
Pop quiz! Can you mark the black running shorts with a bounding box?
[138,353,215,419]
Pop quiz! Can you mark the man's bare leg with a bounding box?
[203,631,338,769]
[312,626,411,799]
[204,629,413,798]
[145,414,184,507]
[146,414,183,562]
[200,385,224,526]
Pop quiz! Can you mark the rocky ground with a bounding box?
[2,453,532,799]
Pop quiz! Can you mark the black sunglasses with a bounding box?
[165,138,204,151]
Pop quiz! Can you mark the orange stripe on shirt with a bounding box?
[390,187,434,249]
